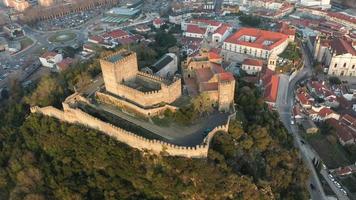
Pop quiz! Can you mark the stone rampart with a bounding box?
[30,105,233,158]
[114,78,182,108]
[96,91,178,117]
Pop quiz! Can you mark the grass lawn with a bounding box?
[306,133,351,168]
[48,32,77,43]
[19,37,34,50]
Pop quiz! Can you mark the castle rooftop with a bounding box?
[104,50,133,63]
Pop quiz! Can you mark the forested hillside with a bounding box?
[0,56,309,199]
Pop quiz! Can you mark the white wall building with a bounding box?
[222,28,290,59]
[39,52,63,69]
[142,53,178,78]
[241,58,263,75]
[299,0,331,9]
[313,37,356,77]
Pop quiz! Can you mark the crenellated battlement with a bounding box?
[30,104,234,158]
[101,49,137,65]
[137,71,166,83]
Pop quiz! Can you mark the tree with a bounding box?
[191,94,214,115]
[329,76,341,85]
[25,76,64,107]
[239,14,261,27]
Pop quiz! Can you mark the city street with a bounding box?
[276,43,328,200]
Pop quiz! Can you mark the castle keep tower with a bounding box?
[100,50,138,96]
[218,73,235,112]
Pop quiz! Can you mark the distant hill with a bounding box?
[332,0,356,9]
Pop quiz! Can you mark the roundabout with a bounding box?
[48,32,77,44]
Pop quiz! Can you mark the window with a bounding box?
[334,63,337,68]
[352,65,355,69]
[343,63,347,67]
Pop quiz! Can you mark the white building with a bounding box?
[184,24,206,38]
[223,0,246,5]
[314,37,356,77]
[39,51,63,69]
[212,24,233,43]
[241,58,264,75]
[142,53,178,78]
[222,28,290,59]
[299,0,331,9]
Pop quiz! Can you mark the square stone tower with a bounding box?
[100,50,138,95]
[218,73,236,112]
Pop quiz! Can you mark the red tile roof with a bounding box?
[219,72,235,82]
[89,35,104,43]
[224,28,289,50]
[326,118,355,144]
[191,18,221,27]
[102,29,129,39]
[243,58,263,66]
[318,107,334,118]
[41,51,58,59]
[153,18,164,25]
[331,38,356,56]
[209,48,221,60]
[327,12,356,24]
[214,24,230,35]
[341,114,356,128]
[187,24,206,35]
[57,58,73,71]
[297,91,312,106]
[264,75,279,102]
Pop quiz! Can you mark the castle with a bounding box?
[183,49,236,112]
[30,49,236,158]
[97,50,182,116]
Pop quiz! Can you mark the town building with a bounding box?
[212,24,233,43]
[153,18,165,29]
[313,37,356,76]
[3,23,24,38]
[261,69,279,106]
[301,119,319,134]
[327,115,356,146]
[183,49,236,111]
[39,51,63,69]
[142,53,178,78]
[241,58,263,75]
[222,28,290,59]
[299,0,331,9]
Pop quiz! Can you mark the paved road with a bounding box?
[96,103,229,146]
[276,42,328,200]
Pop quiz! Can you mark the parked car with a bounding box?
[310,183,315,190]
[334,181,341,188]
[340,188,347,196]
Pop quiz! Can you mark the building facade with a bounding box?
[222,28,289,59]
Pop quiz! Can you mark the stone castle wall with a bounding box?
[113,77,182,108]
[30,105,232,158]
[96,91,178,117]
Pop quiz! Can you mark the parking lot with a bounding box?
[35,8,104,31]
